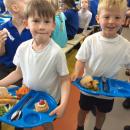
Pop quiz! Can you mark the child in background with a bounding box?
[71,0,130,130]
[0,0,32,80]
[0,0,32,130]
[62,0,79,40]
[89,0,98,26]
[51,1,68,48]
[78,0,92,33]
[0,0,70,130]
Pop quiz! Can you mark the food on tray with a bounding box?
[0,87,18,105]
[0,104,12,116]
[0,99,18,105]
[0,105,8,116]
[35,99,49,112]
[16,84,30,99]
[80,76,99,91]
[0,87,11,97]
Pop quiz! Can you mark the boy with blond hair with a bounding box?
[71,0,130,130]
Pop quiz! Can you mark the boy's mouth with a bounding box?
[106,26,116,30]
[37,32,48,35]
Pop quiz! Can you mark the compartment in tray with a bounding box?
[108,79,130,96]
[27,92,57,113]
[5,91,35,120]
[23,111,41,125]
[72,77,102,95]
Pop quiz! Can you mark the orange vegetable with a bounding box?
[16,84,30,99]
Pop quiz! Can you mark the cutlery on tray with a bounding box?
[101,76,109,92]
[10,96,32,121]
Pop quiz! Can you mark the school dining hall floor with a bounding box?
[2,27,130,130]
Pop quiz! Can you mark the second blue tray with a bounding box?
[72,77,130,98]
[0,87,57,128]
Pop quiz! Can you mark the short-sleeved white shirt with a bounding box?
[13,38,69,102]
[76,32,130,99]
[78,9,92,30]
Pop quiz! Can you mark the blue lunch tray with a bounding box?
[72,77,130,98]
[0,87,57,128]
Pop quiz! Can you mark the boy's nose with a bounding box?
[108,18,115,23]
[39,22,46,29]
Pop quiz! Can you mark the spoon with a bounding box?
[11,96,32,121]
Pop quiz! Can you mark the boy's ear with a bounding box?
[23,20,29,29]
[52,22,56,31]
[96,15,100,24]
[121,16,126,25]
[11,4,19,12]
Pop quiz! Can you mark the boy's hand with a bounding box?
[49,104,66,118]
[0,29,8,44]
[71,71,79,81]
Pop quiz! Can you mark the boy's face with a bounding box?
[26,13,55,44]
[96,7,125,38]
[81,0,88,10]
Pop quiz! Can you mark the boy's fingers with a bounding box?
[49,109,56,116]
[71,75,77,81]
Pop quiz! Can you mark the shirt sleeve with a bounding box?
[56,50,69,76]
[13,45,21,66]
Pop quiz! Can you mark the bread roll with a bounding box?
[0,87,9,96]
[80,76,93,88]
[80,76,99,91]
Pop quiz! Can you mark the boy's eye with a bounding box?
[115,16,121,19]
[44,20,50,23]
[103,16,109,19]
[32,19,40,23]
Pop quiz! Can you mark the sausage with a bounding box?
[0,99,18,105]
[0,95,17,99]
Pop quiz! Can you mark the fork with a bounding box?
[101,76,109,92]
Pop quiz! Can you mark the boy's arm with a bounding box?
[0,29,8,56]
[71,60,85,81]
[59,75,70,116]
[0,66,22,87]
[49,75,70,118]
